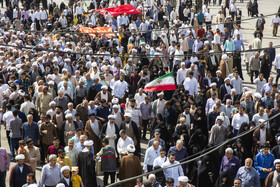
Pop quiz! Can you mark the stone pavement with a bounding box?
[1,0,280,186]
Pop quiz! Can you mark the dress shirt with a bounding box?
[230,77,243,94]
[162,160,184,186]
[273,54,280,69]
[0,148,10,172]
[254,152,275,179]
[254,78,267,93]
[213,33,221,44]
[113,80,128,98]
[139,102,152,120]
[205,98,218,114]
[75,6,83,15]
[134,93,146,107]
[176,68,187,84]
[233,29,243,40]
[232,113,249,130]
[261,83,272,95]
[174,49,184,61]
[39,163,62,187]
[272,16,280,24]
[183,77,198,96]
[220,155,240,177]
[143,146,161,172]
[252,113,269,128]
[117,136,134,154]
[235,166,260,187]
[234,39,244,51]
[148,138,166,148]
[224,40,235,52]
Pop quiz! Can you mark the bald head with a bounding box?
[153,141,160,150]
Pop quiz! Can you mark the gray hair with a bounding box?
[225,148,233,154]
[49,154,57,161]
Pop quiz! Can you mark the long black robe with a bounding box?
[77,151,97,187]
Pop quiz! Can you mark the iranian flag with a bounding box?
[144,72,177,92]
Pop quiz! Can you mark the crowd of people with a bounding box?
[0,0,280,186]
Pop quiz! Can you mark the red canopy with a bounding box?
[94,4,142,17]
[79,25,115,37]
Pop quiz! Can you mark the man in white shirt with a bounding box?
[170,8,177,23]
[75,2,83,19]
[204,8,212,29]
[143,141,161,172]
[230,71,243,94]
[273,54,280,85]
[113,75,128,102]
[272,13,280,37]
[183,71,198,96]
[177,62,187,85]
[231,106,249,135]
[174,44,184,70]
[252,106,269,128]
[153,148,167,168]
[233,25,243,40]
[117,13,123,28]
[3,104,14,148]
[40,7,48,25]
[229,1,237,21]
[134,88,146,107]
[58,14,67,29]
[205,92,218,115]
[20,95,35,116]
[117,130,134,157]
[162,153,184,186]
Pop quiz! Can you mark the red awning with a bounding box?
[94,4,142,17]
[79,25,115,37]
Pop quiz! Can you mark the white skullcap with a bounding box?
[157,92,164,97]
[112,98,119,104]
[243,87,249,91]
[224,77,230,81]
[132,49,137,53]
[60,166,70,173]
[108,115,116,119]
[254,93,262,99]
[145,45,150,50]
[217,116,224,121]
[163,16,167,19]
[15,154,25,160]
[178,176,189,182]
[204,41,209,45]
[210,83,217,87]
[101,85,108,90]
[127,144,135,153]
[10,67,16,71]
[274,159,280,166]
[16,64,22,69]
[62,68,68,72]
[209,50,214,53]
[181,62,185,66]
[18,90,25,96]
[221,54,228,60]
[124,113,132,118]
[56,184,65,187]
[32,63,38,67]
[148,174,156,179]
[120,69,126,74]
[48,81,54,85]
[112,104,119,109]
[37,57,43,61]
[84,140,94,146]
[92,62,97,67]
[216,70,221,74]
[231,88,236,92]
[47,74,54,80]
[65,113,72,119]
[49,101,56,107]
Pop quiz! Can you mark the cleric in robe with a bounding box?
[77,140,97,187]
[84,113,102,154]
[119,144,142,187]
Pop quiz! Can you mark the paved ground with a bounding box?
[1,0,280,186]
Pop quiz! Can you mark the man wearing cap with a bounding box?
[265,159,280,186]
[77,140,97,186]
[61,113,78,146]
[101,114,119,148]
[95,85,112,103]
[119,144,142,187]
[24,138,40,172]
[36,86,53,114]
[178,176,194,187]
[253,119,273,148]
[120,113,140,156]
[209,115,227,145]
[235,158,260,187]
[152,92,166,117]
[9,154,33,187]
[254,143,275,186]
[85,113,102,154]
[58,166,72,187]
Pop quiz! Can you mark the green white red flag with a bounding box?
[144,72,176,92]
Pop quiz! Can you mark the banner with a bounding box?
[79,25,115,37]
[94,4,142,17]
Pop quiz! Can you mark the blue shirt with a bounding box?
[167,146,188,169]
[96,105,110,123]
[197,13,204,22]
[22,122,40,146]
[234,39,244,51]
[220,155,241,178]
[254,152,275,179]
[136,20,142,28]
[235,166,260,187]
[93,83,102,93]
